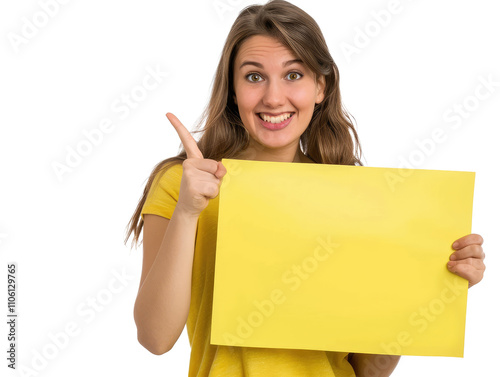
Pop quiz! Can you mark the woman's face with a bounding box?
[232,35,325,159]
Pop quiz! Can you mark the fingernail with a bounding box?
[447,262,454,269]
[452,241,459,249]
[449,254,456,261]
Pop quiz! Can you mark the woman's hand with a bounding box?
[447,233,485,288]
[166,112,227,218]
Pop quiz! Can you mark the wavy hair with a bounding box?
[124,0,363,249]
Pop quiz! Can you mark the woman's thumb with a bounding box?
[215,161,227,179]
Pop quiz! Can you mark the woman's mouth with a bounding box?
[257,112,295,130]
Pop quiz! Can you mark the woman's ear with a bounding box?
[315,75,326,104]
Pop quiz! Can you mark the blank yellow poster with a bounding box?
[211,158,475,357]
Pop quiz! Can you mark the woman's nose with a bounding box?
[262,79,286,108]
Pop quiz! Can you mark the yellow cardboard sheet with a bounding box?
[211,158,475,357]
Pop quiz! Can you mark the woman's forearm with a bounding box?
[349,353,400,377]
[134,207,199,354]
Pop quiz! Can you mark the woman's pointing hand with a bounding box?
[166,113,227,218]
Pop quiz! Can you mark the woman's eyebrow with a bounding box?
[239,58,303,70]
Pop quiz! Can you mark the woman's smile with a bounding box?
[256,112,295,130]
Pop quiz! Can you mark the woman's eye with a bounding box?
[246,73,263,82]
[287,72,302,81]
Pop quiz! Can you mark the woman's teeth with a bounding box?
[259,113,293,123]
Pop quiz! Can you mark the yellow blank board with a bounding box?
[211,158,475,357]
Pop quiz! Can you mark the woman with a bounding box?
[125,1,485,375]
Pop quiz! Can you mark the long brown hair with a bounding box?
[124,0,363,249]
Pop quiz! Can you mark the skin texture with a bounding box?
[139,36,486,377]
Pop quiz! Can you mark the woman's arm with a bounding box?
[134,113,226,355]
[133,207,199,355]
[349,353,400,377]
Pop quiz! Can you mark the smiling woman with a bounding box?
[124,0,485,376]
[126,2,364,374]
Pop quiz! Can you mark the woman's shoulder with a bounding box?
[150,161,184,191]
[159,161,183,181]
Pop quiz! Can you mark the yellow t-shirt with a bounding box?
[140,162,356,377]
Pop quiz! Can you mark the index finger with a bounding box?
[166,112,204,159]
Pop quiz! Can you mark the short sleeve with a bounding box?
[140,163,183,221]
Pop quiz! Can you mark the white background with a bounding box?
[1,0,499,376]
